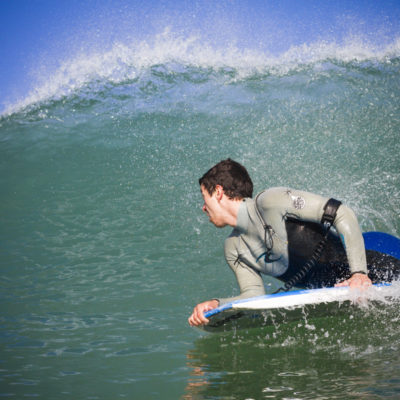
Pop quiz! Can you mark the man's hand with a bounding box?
[188,299,219,326]
[335,272,372,289]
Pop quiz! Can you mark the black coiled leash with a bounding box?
[255,194,342,294]
[273,198,342,293]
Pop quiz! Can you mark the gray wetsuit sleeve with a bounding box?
[331,203,367,274]
[217,236,266,306]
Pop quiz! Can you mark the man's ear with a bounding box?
[214,185,224,201]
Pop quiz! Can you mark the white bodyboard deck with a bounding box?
[198,284,393,333]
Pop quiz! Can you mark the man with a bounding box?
[188,158,373,327]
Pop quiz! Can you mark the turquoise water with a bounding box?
[1,35,400,399]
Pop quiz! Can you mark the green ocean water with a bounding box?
[1,39,400,399]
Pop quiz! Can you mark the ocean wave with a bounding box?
[2,30,400,117]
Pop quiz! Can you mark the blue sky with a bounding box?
[1,0,400,114]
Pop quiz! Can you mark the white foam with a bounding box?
[3,29,400,116]
[346,281,400,309]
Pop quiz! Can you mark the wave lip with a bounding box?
[2,31,400,117]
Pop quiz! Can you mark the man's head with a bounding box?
[199,159,253,199]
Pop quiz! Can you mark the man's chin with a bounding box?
[211,220,226,228]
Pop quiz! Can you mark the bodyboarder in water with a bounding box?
[188,159,400,327]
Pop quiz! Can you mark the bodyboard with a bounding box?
[363,231,400,260]
[198,284,393,333]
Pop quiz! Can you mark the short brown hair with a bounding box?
[199,159,253,199]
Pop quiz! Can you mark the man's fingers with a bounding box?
[188,300,219,326]
[334,273,372,289]
[188,307,209,326]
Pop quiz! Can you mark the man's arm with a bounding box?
[188,238,266,326]
[331,204,371,288]
[260,188,371,288]
[217,255,266,305]
[188,260,266,326]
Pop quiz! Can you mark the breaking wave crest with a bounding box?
[3,30,400,116]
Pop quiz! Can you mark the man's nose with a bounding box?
[202,204,207,212]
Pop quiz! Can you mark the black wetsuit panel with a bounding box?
[281,218,400,288]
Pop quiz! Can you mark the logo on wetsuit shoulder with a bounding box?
[292,196,305,209]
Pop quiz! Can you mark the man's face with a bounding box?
[200,185,226,228]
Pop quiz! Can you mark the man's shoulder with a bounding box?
[258,186,290,196]
[225,228,241,242]
[256,187,291,206]
[224,229,241,253]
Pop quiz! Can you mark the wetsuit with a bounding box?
[218,187,400,305]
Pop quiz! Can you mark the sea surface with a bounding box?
[1,33,400,399]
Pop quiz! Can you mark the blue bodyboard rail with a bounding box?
[363,231,400,260]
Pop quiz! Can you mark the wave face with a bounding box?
[1,31,400,399]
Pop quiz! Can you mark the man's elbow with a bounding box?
[335,205,363,242]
